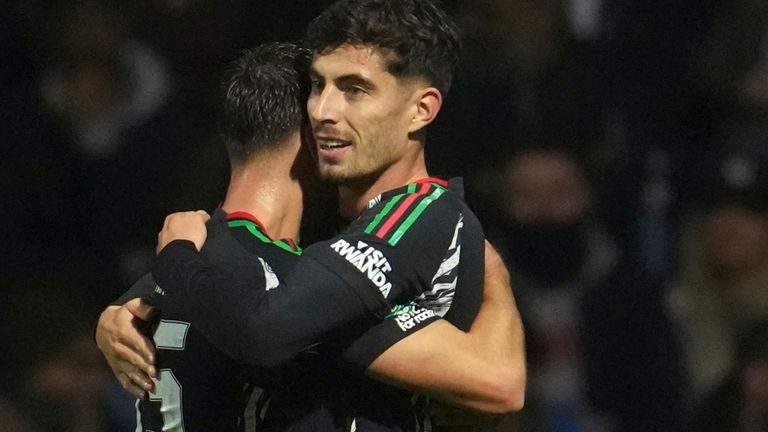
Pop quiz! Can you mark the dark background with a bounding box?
[2,1,768,431]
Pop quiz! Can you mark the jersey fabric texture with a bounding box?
[149,178,485,431]
[130,209,301,432]
[297,177,485,432]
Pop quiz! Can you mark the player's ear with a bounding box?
[408,86,442,134]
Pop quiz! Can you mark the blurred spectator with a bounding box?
[1,0,194,401]
[684,321,768,432]
[479,148,683,432]
[429,0,603,176]
[598,0,718,281]
[18,335,136,432]
[34,0,188,293]
[0,281,136,430]
[668,153,768,406]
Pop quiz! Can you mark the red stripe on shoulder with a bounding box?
[375,182,432,238]
[226,211,267,231]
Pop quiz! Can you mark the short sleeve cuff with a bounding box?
[341,311,440,372]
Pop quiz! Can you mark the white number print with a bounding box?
[137,320,190,432]
[149,370,183,431]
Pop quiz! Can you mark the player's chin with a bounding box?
[317,167,348,185]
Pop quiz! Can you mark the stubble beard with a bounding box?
[317,162,349,185]
[318,160,386,192]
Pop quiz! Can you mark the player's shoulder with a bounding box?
[201,209,300,275]
[352,179,471,247]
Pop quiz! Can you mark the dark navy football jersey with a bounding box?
[149,178,485,431]
[266,178,486,432]
[332,177,485,369]
[332,178,485,432]
[129,209,301,432]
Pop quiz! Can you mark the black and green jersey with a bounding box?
[309,177,484,368]
[148,177,485,431]
[314,177,485,432]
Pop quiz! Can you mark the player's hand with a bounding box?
[157,210,210,253]
[95,300,157,399]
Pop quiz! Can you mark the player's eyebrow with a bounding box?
[334,73,376,92]
[309,66,377,92]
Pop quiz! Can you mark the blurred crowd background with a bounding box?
[2,0,768,431]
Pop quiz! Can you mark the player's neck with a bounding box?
[337,149,429,218]
[222,159,303,241]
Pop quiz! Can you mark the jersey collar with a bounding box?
[226,211,301,253]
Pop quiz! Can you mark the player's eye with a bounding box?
[310,78,324,93]
[344,85,368,100]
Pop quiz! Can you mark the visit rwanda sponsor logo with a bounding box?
[330,239,392,298]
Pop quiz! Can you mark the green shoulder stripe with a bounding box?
[364,182,447,246]
[388,187,445,246]
[227,219,302,255]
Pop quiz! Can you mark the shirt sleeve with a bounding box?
[338,200,483,370]
[111,273,157,306]
[339,306,441,373]
[150,240,379,369]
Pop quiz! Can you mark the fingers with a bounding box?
[113,332,156,380]
[163,210,209,225]
[157,210,210,253]
[195,209,211,222]
[115,363,151,399]
[117,372,146,399]
[124,297,157,323]
[114,305,157,377]
[113,357,155,396]
[95,304,158,399]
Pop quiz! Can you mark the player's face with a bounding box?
[307,43,419,185]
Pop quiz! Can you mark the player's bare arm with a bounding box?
[366,241,526,413]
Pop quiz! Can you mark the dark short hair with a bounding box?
[304,0,461,94]
[220,42,311,164]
